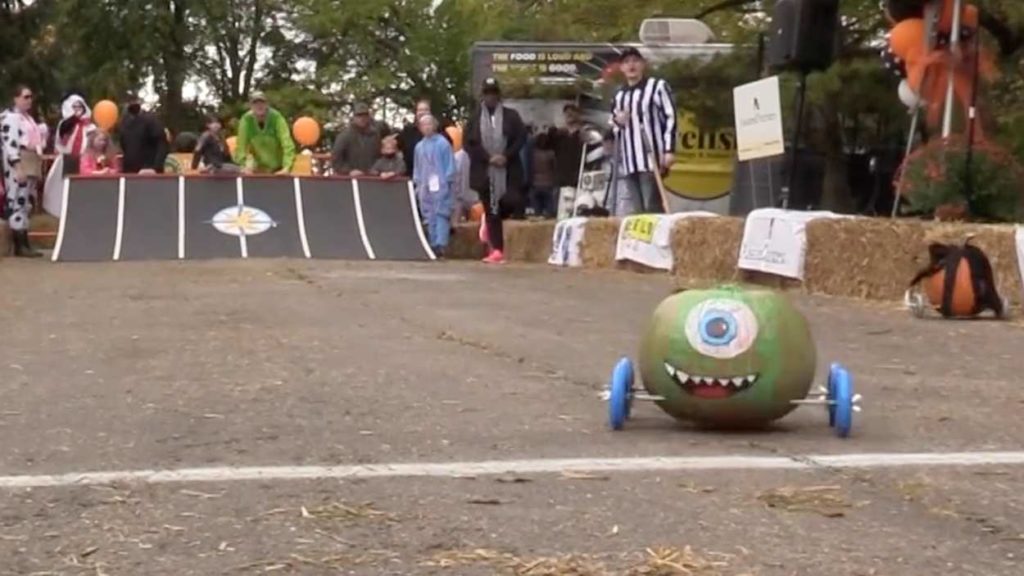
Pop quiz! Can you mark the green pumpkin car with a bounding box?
[603,285,862,437]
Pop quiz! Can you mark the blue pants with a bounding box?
[418,188,453,253]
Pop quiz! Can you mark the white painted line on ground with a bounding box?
[3,451,1024,490]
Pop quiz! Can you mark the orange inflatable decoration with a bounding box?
[93,100,118,131]
[292,116,321,148]
[882,0,996,136]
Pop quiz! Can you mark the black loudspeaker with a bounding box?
[767,0,841,73]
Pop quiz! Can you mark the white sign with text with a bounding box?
[616,212,719,271]
[737,208,851,280]
[733,76,785,162]
[548,216,589,267]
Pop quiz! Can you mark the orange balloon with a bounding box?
[445,125,463,151]
[292,116,321,147]
[93,100,119,131]
[226,136,237,155]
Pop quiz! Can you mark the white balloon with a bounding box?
[898,80,921,109]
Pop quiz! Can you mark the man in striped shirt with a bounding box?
[611,47,677,214]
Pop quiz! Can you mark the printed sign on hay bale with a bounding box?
[1016,226,1024,301]
[549,216,589,267]
[616,212,719,271]
[737,208,851,280]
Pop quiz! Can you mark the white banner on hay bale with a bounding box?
[1016,226,1024,301]
[549,216,589,267]
[737,208,851,280]
[616,212,719,271]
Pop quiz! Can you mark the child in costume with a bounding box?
[413,114,456,257]
[79,131,120,175]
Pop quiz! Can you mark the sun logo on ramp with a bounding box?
[210,205,276,237]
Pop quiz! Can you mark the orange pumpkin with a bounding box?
[910,240,1005,319]
[924,257,975,317]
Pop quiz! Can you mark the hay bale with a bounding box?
[447,222,483,260]
[671,216,744,289]
[579,217,621,269]
[804,218,1023,305]
[804,218,925,300]
[502,220,555,263]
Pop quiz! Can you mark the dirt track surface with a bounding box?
[1,259,1023,575]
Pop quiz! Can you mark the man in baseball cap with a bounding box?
[233,90,295,174]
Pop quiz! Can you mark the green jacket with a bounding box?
[233,108,296,172]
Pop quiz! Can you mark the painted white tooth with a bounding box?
[746,375,757,383]
[664,363,676,377]
[731,377,746,387]
[678,371,691,383]
[700,376,714,385]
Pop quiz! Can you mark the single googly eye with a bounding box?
[685,299,759,359]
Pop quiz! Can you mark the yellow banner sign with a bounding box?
[621,215,659,244]
[665,112,736,202]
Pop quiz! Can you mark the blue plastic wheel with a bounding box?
[827,363,840,427]
[832,365,854,438]
[608,357,633,431]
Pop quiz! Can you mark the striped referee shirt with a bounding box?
[611,77,677,175]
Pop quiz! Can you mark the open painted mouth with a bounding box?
[663,362,758,399]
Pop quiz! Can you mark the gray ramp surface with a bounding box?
[56,178,119,262]
[241,178,305,259]
[120,178,179,261]
[357,179,431,261]
[184,177,242,260]
[299,179,368,260]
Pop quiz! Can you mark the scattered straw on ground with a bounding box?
[579,217,622,269]
[300,501,394,523]
[421,545,740,575]
[756,485,856,518]
[671,217,744,289]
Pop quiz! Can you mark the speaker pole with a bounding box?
[963,27,982,201]
[892,105,921,218]
[781,71,808,210]
[756,32,766,77]
[940,0,964,138]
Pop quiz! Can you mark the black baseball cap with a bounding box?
[619,47,644,61]
[481,77,501,94]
